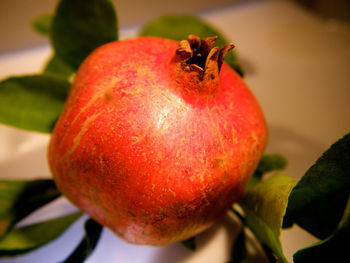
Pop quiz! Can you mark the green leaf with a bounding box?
[51,0,118,69]
[63,218,103,263]
[283,133,350,239]
[0,212,82,256]
[44,54,75,80]
[239,173,297,263]
[32,13,52,36]
[248,154,287,189]
[0,179,61,237]
[0,74,70,133]
[293,194,350,263]
[139,14,244,76]
[181,237,196,251]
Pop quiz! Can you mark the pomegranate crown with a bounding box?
[176,35,235,81]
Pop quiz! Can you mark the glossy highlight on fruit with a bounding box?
[48,35,268,246]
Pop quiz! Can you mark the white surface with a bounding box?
[0,0,349,262]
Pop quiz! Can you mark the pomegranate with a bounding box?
[48,35,267,246]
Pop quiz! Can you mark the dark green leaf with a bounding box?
[239,173,297,263]
[229,227,247,263]
[0,179,61,237]
[0,74,70,133]
[139,14,244,76]
[248,154,287,189]
[293,195,350,263]
[0,212,82,256]
[51,0,118,69]
[283,133,350,239]
[44,54,75,79]
[261,244,278,263]
[181,237,196,251]
[62,218,103,263]
[32,13,52,36]
[254,154,288,177]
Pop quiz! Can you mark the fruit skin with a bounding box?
[48,36,268,246]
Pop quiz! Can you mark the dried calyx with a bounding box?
[176,35,235,81]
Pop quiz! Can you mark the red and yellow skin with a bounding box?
[48,36,268,246]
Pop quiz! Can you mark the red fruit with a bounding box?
[48,35,268,246]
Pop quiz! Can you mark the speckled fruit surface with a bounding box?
[48,36,268,246]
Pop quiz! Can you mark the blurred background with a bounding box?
[0,0,349,53]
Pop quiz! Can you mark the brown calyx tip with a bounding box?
[175,35,235,80]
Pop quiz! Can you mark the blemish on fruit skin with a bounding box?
[131,134,147,145]
[168,188,176,197]
[98,154,104,175]
[155,88,188,111]
[64,112,101,160]
[205,99,226,155]
[104,89,113,102]
[231,127,238,144]
[213,157,226,168]
[200,174,207,186]
[71,85,112,126]
[128,210,137,218]
[221,170,229,185]
[141,230,151,236]
[155,106,169,131]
